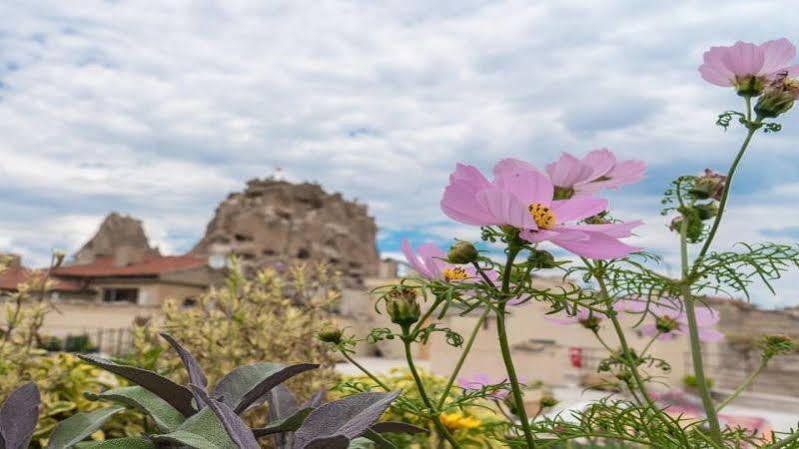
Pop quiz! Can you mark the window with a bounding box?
[103,288,139,303]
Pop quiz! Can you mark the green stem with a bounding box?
[437,306,491,409]
[715,358,767,412]
[495,246,537,449]
[340,351,391,392]
[402,332,463,449]
[765,431,799,449]
[691,125,757,276]
[680,219,724,445]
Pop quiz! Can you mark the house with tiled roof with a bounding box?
[0,251,220,307]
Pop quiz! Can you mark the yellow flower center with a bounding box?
[440,412,482,430]
[528,203,557,229]
[442,267,469,282]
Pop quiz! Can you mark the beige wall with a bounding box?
[428,277,718,389]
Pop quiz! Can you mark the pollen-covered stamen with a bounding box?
[528,203,557,229]
[442,267,469,282]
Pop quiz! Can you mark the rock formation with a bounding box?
[191,178,380,285]
[73,212,159,265]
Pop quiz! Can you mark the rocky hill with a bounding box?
[73,212,159,265]
[191,178,380,285]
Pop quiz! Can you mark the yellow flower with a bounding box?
[440,412,482,430]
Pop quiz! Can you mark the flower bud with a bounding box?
[695,202,718,220]
[386,286,420,327]
[579,316,602,332]
[759,334,795,360]
[447,240,478,264]
[616,371,632,382]
[317,327,343,344]
[655,316,678,334]
[539,393,558,409]
[528,249,556,269]
[690,169,726,201]
[755,74,799,119]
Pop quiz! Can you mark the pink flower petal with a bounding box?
[475,188,539,229]
[441,182,498,226]
[417,242,446,279]
[759,38,797,74]
[550,230,640,260]
[549,197,608,222]
[698,328,725,342]
[721,41,765,76]
[559,220,643,238]
[401,238,435,279]
[546,152,594,187]
[581,148,617,180]
[493,158,537,179]
[493,167,554,205]
[699,46,737,86]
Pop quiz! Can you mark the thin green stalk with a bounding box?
[680,218,724,445]
[765,431,799,449]
[437,306,491,409]
[495,246,537,449]
[715,358,767,412]
[691,125,757,276]
[402,332,463,449]
[340,350,391,392]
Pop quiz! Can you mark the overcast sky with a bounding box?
[1,1,798,308]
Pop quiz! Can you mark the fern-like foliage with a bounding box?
[692,242,799,299]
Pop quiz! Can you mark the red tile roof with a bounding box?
[0,266,85,292]
[52,255,209,278]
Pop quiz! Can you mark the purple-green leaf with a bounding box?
[234,363,318,414]
[190,385,260,449]
[77,354,195,416]
[370,421,427,435]
[160,333,208,407]
[292,391,400,449]
[303,435,350,449]
[0,382,40,449]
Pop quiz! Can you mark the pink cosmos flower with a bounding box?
[401,238,498,283]
[457,373,513,400]
[638,302,724,343]
[542,149,645,198]
[440,161,642,260]
[699,38,799,94]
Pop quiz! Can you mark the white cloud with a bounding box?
[1,1,798,308]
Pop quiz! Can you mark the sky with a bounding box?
[1,1,798,308]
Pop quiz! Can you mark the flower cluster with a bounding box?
[438,151,643,260]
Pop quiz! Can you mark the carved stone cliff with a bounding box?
[191,178,380,285]
[74,212,159,265]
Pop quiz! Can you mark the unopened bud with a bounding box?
[759,334,796,360]
[616,371,632,382]
[317,327,343,344]
[528,249,556,269]
[690,169,726,201]
[386,286,420,327]
[579,316,602,332]
[755,74,799,119]
[655,316,679,334]
[695,203,718,220]
[447,241,478,264]
[539,393,558,409]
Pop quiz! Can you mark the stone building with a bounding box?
[191,178,380,287]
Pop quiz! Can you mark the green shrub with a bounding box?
[128,259,342,429]
[335,368,507,448]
